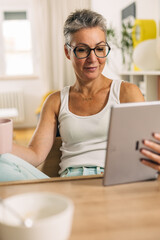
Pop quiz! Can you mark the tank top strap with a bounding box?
[108,79,123,105]
[59,86,70,114]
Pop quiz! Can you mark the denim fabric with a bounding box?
[0,153,49,182]
[60,166,104,177]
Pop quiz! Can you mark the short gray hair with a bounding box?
[64,9,107,44]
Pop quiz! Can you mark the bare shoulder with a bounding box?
[41,91,61,117]
[120,81,145,103]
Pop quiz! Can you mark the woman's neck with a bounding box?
[73,75,109,96]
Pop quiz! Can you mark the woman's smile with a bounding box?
[84,66,98,72]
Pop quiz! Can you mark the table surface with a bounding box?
[0,175,160,240]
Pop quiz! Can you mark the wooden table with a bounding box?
[0,175,160,240]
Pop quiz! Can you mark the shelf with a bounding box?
[119,71,160,101]
[120,71,160,76]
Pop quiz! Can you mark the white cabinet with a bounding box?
[120,71,160,101]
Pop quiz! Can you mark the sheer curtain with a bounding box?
[31,0,91,92]
[30,0,53,92]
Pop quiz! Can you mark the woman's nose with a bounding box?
[86,49,97,62]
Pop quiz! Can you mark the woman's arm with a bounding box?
[12,91,61,167]
[140,133,160,171]
[120,81,145,103]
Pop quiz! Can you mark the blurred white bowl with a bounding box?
[0,192,74,240]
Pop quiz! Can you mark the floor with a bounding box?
[13,128,35,146]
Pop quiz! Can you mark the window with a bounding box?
[2,11,33,76]
[0,2,36,77]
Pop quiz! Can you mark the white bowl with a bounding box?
[0,192,74,240]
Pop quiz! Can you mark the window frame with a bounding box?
[0,0,38,79]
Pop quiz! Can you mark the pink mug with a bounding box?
[0,118,13,154]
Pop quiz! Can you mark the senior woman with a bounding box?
[0,9,144,181]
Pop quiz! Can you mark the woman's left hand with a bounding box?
[140,133,160,171]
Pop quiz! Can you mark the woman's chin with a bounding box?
[83,72,100,81]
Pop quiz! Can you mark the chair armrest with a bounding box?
[37,137,62,177]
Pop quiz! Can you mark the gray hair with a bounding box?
[64,9,107,44]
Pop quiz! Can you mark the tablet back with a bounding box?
[103,101,159,186]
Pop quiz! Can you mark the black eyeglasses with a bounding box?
[66,42,111,59]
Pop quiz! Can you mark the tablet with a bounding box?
[103,101,160,186]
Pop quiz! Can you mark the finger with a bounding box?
[140,148,160,164]
[141,159,160,171]
[153,133,160,141]
[142,140,160,154]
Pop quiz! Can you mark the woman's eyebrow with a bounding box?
[96,41,106,45]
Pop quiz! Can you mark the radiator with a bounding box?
[0,90,25,123]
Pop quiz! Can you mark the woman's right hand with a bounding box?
[140,133,160,172]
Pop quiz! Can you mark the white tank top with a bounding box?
[58,79,123,174]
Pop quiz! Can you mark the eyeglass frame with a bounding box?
[66,42,111,59]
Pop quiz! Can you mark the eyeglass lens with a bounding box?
[75,45,110,59]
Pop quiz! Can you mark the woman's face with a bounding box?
[65,27,107,83]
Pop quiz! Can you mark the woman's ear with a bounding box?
[64,45,71,60]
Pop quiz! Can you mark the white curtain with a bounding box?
[30,0,53,92]
[31,0,91,92]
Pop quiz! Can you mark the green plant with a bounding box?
[121,21,134,68]
[107,20,134,70]
[107,26,120,48]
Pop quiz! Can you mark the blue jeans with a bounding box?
[0,153,49,182]
[60,166,104,177]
